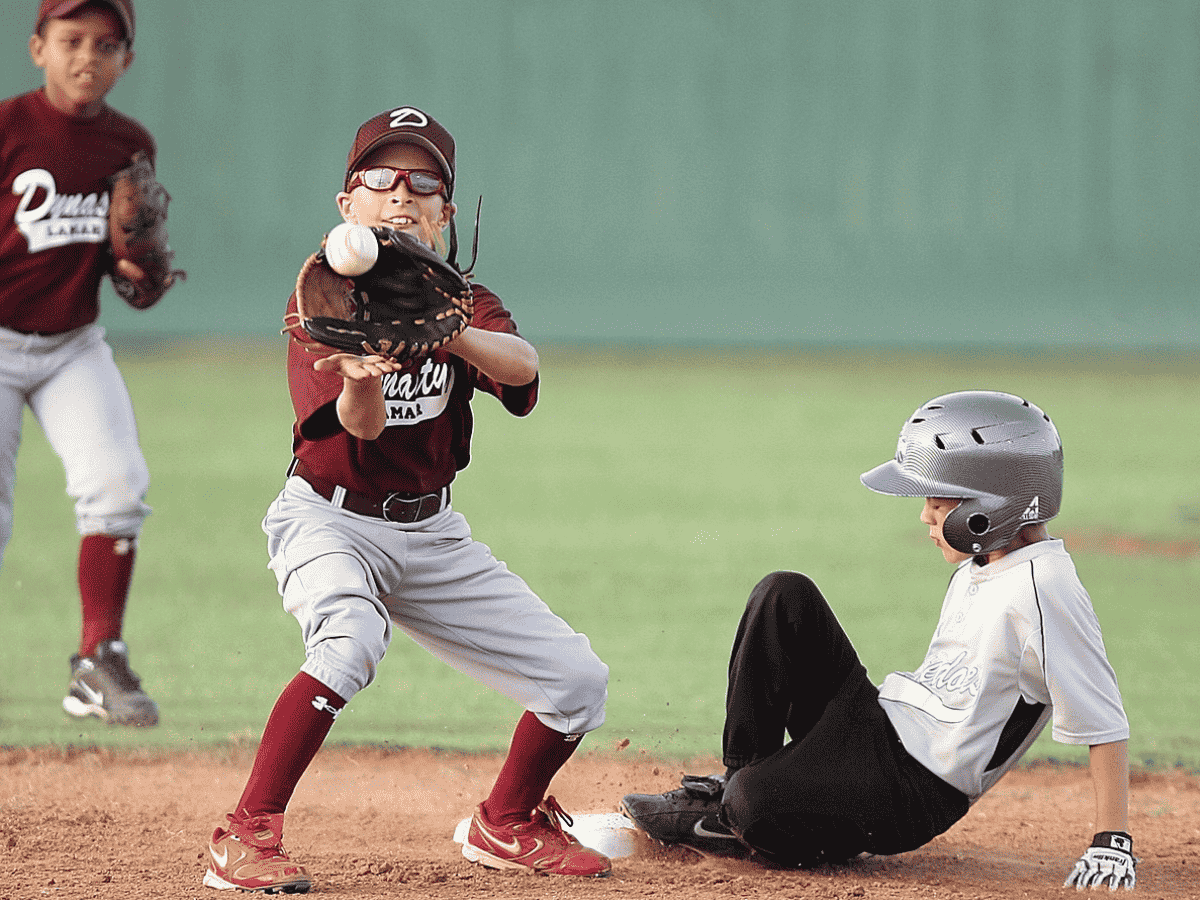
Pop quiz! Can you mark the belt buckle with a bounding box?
[381,492,421,523]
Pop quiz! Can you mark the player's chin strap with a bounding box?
[448,195,482,277]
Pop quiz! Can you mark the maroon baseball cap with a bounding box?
[344,106,456,198]
[36,0,135,43]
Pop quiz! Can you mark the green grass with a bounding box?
[1,340,1197,769]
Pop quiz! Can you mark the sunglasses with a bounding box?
[347,166,446,196]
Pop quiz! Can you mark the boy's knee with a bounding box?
[570,655,610,730]
[542,650,608,735]
[579,662,609,711]
[73,466,151,536]
[304,634,383,701]
[746,571,820,614]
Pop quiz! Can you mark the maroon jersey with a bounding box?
[286,283,539,495]
[0,89,155,334]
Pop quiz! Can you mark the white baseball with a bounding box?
[324,222,378,276]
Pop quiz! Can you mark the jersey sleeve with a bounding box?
[1031,554,1130,746]
[464,284,539,417]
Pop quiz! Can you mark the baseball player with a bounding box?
[623,392,1136,891]
[203,106,611,894]
[0,0,164,727]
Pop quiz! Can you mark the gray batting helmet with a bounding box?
[860,391,1063,555]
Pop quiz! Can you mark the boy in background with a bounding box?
[623,391,1135,891]
[0,0,171,726]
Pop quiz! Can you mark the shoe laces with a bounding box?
[535,796,575,835]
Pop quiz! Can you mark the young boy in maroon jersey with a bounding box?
[0,0,166,726]
[202,106,611,893]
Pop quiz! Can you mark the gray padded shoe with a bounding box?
[63,640,159,727]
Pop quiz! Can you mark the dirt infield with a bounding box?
[1,746,1197,899]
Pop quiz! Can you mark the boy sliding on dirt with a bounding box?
[622,391,1135,891]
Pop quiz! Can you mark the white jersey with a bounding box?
[878,539,1128,801]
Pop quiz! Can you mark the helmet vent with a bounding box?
[968,513,990,535]
[971,429,985,444]
[934,435,946,449]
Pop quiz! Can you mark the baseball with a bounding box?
[324,222,378,276]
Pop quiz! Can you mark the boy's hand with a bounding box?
[314,353,407,381]
[1064,831,1137,891]
[114,258,147,285]
[108,151,185,309]
[313,353,402,440]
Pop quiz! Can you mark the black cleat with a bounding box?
[622,774,747,857]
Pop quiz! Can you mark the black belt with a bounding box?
[288,459,449,523]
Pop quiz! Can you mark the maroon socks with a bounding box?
[483,710,582,825]
[234,685,578,824]
[236,672,346,817]
[77,534,135,657]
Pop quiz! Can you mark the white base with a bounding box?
[454,812,639,859]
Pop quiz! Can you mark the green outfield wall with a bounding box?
[3,0,1196,350]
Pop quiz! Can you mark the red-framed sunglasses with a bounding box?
[347,166,446,197]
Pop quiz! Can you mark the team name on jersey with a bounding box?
[381,357,455,425]
[914,649,982,702]
[11,168,110,253]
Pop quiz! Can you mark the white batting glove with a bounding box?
[1064,831,1137,891]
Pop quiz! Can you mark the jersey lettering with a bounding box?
[381,358,453,426]
[387,402,425,420]
[12,167,109,253]
[914,649,981,702]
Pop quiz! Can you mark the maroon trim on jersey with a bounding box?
[0,89,156,334]
[285,283,538,497]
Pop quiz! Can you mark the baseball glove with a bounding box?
[290,226,474,361]
[107,151,185,310]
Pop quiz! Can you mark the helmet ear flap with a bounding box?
[942,500,997,554]
[967,513,991,537]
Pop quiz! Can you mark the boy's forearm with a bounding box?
[1089,740,1129,833]
[451,328,538,385]
[337,378,386,440]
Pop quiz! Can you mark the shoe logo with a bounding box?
[76,682,104,706]
[693,819,735,840]
[482,829,527,857]
[517,838,544,860]
[472,814,546,860]
[1020,495,1041,521]
[210,846,228,868]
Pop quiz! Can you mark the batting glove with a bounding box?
[1064,831,1137,891]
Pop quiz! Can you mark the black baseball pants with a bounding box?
[719,571,969,868]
